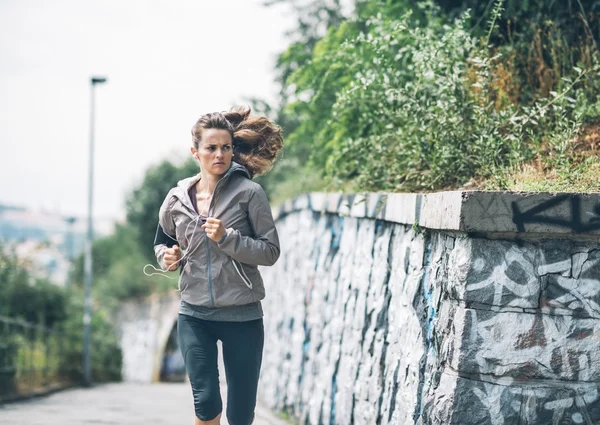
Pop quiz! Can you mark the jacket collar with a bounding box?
[173,162,250,213]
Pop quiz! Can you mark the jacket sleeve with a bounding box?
[217,186,280,266]
[154,193,178,271]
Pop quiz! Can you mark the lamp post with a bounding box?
[83,76,107,386]
[63,216,76,288]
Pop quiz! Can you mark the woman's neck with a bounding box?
[197,171,221,193]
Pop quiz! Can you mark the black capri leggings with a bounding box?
[177,314,264,425]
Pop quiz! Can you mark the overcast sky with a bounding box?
[0,0,295,221]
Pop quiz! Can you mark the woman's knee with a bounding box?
[192,389,222,422]
[188,363,221,420]
[226,409,255,425]
[183,343,222,421]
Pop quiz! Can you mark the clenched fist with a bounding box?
[164,245,182,271]
[202,217,226,243]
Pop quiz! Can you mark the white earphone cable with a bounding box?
[142,178,215,280]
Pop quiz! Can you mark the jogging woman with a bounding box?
[153,107,282,425]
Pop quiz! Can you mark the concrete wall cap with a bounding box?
[273,191,600,236]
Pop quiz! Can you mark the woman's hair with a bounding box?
[191,106,283,177]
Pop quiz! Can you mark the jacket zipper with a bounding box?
[207,167,253,292]
[177,165,246,307]
[231,259,253,289]
[206,231,215,307]
[205,175,228,308]
[174,200,213,305]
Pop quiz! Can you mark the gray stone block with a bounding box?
[449,307,600,382]
[447,238,542,309]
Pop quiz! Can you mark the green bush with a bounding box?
[257,0,600,198]
[58,292,122,383]
[0,246,122,393]
[271,0,599,195]
[0,331,18,395]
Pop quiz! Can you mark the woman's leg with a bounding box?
[219,319,264,425]
[177,314,223,425]
[194,413,221,425]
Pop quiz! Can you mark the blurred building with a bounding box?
[0,204,116,286]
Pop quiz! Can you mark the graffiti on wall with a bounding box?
[260,199,600,425]
[511,195,600,233]
[457,238,600,424]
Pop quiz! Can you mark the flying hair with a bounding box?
[192,106,283,178]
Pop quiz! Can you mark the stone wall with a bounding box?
[258,191,600,425]
[115,292,180,383]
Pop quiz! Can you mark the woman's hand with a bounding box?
[202,217,226,243]
[164,245,182,271]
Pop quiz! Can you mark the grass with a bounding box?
[497,159,600,193]
[483,121,600,193]
[275,409,300,424]
[0,333,74,400]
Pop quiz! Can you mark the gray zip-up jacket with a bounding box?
[154,162,280,308]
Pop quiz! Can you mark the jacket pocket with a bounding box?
[177,259,192,293]
[230,258,253,289]
[178,274,188,293]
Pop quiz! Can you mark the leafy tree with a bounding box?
[251,0,428,200]
[69,223,141,284]
[265,0,349,97]
[437,0,600,103]
[58,290,122,382]
[125,159,198,261]
[69,222,176,306]
[438,0,600,36]
[0,247,121,389]
[68,157,200,306]
[0,249,68,327]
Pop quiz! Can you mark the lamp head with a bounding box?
[91,76,107,85]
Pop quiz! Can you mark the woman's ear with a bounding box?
[190,146,198,159]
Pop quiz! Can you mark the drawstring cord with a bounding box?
[143,181,214,279]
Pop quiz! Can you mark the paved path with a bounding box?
[0,382,292,425]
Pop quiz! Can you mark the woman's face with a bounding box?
[191,128,233,176]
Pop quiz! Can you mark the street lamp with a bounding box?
[83,75,107,386]
[63,216,76,287]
